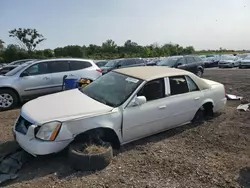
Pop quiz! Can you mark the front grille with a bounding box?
[15,116,32,135]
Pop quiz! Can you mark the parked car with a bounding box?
[13,66,226,158]
[0,62,7,68]
[146,58,162,66]
[100,58,145,74]
[236,53,250,61]
[95,60,108,67]
[0,58,102,110]
[156,55,204,77]
[8,59,36,66]
[0,65,19,75]
[203,57,215,68]
[239,55,250,69]
[218,55,240,68]
[199,55,206,61]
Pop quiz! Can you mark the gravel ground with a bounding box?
[1,68,250,188]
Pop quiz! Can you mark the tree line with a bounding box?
[0,28,244,63]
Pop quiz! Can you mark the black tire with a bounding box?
[0,89,18,111]
[192,107,204,124]
[69,142,113,171]
[196,69,203,77]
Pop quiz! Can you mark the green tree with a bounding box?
[9,28,46,52]
[43,49,54,58]
[2,44,28,63]
[0,39,4,51]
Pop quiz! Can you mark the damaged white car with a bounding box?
[13,66,226,169]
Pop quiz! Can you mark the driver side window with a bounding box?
[137,78,165,101]
[23,63,48,76]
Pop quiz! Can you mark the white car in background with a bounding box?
[13,66,226,156]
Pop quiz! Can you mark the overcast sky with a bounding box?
[1,0,250,50]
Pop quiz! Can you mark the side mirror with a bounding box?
[20,72,29,77]
[130,96,147,107]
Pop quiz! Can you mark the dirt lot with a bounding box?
[1,68,250,188]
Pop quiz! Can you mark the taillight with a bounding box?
[96,69,102,73]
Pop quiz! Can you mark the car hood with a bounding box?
[21,89,113,124]
[220,60,234,63]
[241,60,250,63]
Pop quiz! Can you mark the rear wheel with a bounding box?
[196,69,203,77]
[0,89,18,111]
[192,107,204,124]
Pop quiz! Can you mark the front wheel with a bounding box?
[0,89,18,111]
[69,141,113,171]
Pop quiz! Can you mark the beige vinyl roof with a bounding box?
[114,66,210,90]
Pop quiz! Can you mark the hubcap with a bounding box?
[197,70,202,77]
[0,93,13,108]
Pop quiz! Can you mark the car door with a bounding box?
[47,60,71,92]
[174,57,186,69]
[185,56,197,73]
[122,78,171,143]
[16,62,54,99]
[163,75,203,127]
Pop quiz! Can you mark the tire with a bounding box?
[0,89,18,111]
[196,69,203,77]
[192,107,204,124]
[69,142,113,171]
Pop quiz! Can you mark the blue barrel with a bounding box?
[64,78,78,90]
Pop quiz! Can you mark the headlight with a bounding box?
[36,121,62,141]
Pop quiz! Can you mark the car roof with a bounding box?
[114,66,210,90]
[114,66,190,81]
[34,58,94,63]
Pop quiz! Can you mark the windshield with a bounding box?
[104,60,119,67]
[8,59,34,65]
[80,71,143,107]
[157,57,181,66]
[4,63,31,76]
[220,55,235,61]
[206,55,215,58]
[237,54,248,59]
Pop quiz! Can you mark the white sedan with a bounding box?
[13,66,227,156]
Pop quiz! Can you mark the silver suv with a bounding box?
[0,58,102,110]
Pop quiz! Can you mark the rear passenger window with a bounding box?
[124,59,135,66]
[186,57,195,64]
[70,61,92,70]
[135,59,144,64]
[169,76,189,95]
[194,57,202,62]
[48,61,70,73]
[185,76,199,92]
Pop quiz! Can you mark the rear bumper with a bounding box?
[214,98,227,112]
[239,64,250,68]
[218,64,234,68]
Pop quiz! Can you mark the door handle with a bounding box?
[43,77,49,80]
[194,97,200,100]
[158,105,166,109]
